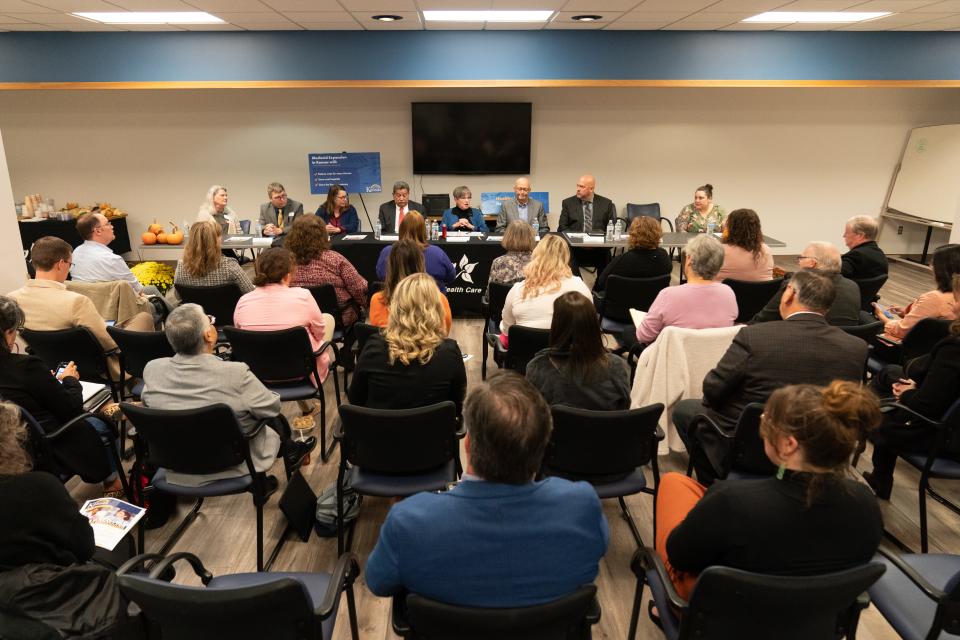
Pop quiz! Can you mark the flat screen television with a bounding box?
[412,102,532,175]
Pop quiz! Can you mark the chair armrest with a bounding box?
[876,547,948,602]
[855,590,871,612]
[315,552,361,619]
[661,218,674,233]
[632,548,689,614]
[42,412,104,440]
[391,594,412,637]
[147,552,213,585]
[332,418,346,441]
[585,595,602,625]
[654,426,666,442]
[313,340,334,358]
[692,413,733,440]
[116,553,167,577]
[454,417,467,439]
[880,402,941,427]
[246,419,268,440]
[103,347,120,357]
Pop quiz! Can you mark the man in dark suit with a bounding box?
[496,176,548,232]
[365,372,608,607]
[841,215,888,280]
[557,174,616,234]
[378,180,424,233]
[674,270,868,482]
[258,182,304,237]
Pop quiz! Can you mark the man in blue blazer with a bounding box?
[365,372,609,608]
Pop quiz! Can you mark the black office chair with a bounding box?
[596,274,670,338]
[121,402,280,572]
[392,585,601,640]
[866,318,950,377]
[722,277,785,325]
[493,325,551,376]
[106,325,175,400]
[118,551,361,640]
[839,320,884,345]
[176,283,244,332]
[543,404,664,548]
[352,322,380,360]
[335,401,463,554]
[853,274,888,312]
[625,203,673,232]
[305,283,357,388]
[368,281,384,298]
[685,403,775,481]
[481,281,514,380]
[869,546,960,640]
[224,326,340,462]
[630,547,885,640]
[21,327,123,403]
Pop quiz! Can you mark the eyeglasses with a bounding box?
[271,193,288,200]
[60,259,74,270]
[94,223,113,230]
[207,314,216,326]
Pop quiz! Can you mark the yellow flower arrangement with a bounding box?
[130,261,174,294]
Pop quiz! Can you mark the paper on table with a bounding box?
[342,234,367,240]
[445,236,470,243]
[565,232,587,239]
[252,237,273,247]
[81,497,146,551]
[486,235,504,241]
[230,236,252,242]
[581,235,605,243]
[380,235,399,241]
[629,308,647,327]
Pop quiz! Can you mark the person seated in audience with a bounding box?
[259,181,304,237]
[499,234,591,347]
[0,401,135,636]
[495,176,547,232]
[9,236,153,381]
[370,240,452,334]
[349,273,466,414]
[673,270,868,483]
[656,381,882,601]
[750,241,860,326]
[0,296,123,496]
[487,221,535,292]
[716,208,774,282]
[442,185,485,232]
[72,212,162,300]
[173,220,254,300]
[874,243,960,339]
[365,372,608,607]
[675,183,725,233]
[842,215,888,280]
[378,180,424,234]
[864,274,960,499]
[628,234,736,348]
[142,304,313,486]
[196,184,241,234]
[594,216,672,293]
[315,183,359,235]
[287,216,368,327]
[376,211,456,293]
[527,292,630,411]
[234,248,333,383]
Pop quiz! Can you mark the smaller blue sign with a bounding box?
[480,191,550,215]
[309,152,382,195]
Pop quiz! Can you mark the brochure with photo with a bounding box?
[80,497,146,551]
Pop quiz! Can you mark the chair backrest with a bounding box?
[724,403,776,478]
[603,274,670,322]
[852,274,887,312]
[176,283,244,328]
[353,323,380,357]
[338,401,459,474]
[680,563,885,640]
[223,326,315,383]
[625,203,661,221]
[368,281,384,298]
[107,325,174,379]
[20,327,113,385]
[119,574,319,640]
[305,283,345,332]
[121,402,250,476]
[404,585,598,640]
[722,277,785,324]
[423,194,451,217]
[937,399,960,457]
[546,404,663,478]
[238,219,251,235]
[901,317,951,363]
[486,281,514,326]
[505,325,551,375]
[19,405,111,484]
[839,320,884,344]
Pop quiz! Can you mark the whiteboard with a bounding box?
[887,124,960,225]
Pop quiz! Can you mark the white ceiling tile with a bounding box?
[180,0,271,10]
[918,14,960,22]
[5,11,93,22]
[418,0,491,7]
[910,0,960,8]
[122,23,188,29]
[355,10,421,20]
[775,0,863,8]
[339,0,417,9]
[552,9,621,19]
[360,15,424,27]
[891,19,953,25]
[629,0,714,9]
[849,0,940,8]
[425,19,489,26]
[0,0,55,10]
[299,20,363,27]
[604,19,669,26]
[19,0,123,9]
[720,20,779,26]
[703,0,785,10]
[107,0,196,8]
[544,17,607,25]
[684,10,755,20]
[259,0,337,8]
[65,21,124,29]
[661,21,732,28]
[284,10,357,20]
[0,22,59,28]
[235,21,304,28]
[620,10,692,19]
[559,0,642,11]
[212,11,291,22]
[0,13,25,21]
[874,10,954,19]
[177,21,244,29]
[491,0,562,7]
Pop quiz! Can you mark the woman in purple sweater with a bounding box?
[376,211,455,293]
[633,234,738,345]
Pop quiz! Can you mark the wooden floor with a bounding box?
[68,256,953,639]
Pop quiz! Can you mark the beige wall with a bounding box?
[1,87,959,258]
[0,131,28,293]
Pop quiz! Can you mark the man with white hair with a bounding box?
[496,176,548,232]
[841,215,888,280]
[750,241,861,326]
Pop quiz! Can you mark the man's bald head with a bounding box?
[804,241,842,273]
[576,175,595,200]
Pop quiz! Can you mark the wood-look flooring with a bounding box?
[67,257,951,639]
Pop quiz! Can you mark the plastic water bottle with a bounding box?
[374,220,381,240]
[531,220,539,236]
[252,221,262,237]
[605,219,614,242]
[614,219,623,240]
[707,219,717,235]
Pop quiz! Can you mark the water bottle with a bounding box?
[252,221,262,237]
[605,219,614,242]
[531,220,539,236]
[707,220,717,235]
[614,219,623,240]
[374,220,381,240]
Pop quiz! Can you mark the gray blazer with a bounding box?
[496,198,548,233]
[141,352,282,486]
[258,199,305,234]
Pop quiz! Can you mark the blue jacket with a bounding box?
[442,207,485,232]
[376,244,455,293]
[315,205,360,234]
[365,477,609,607]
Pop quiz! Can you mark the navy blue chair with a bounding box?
[852,274,888,312]
[224,325,340,462]
[305,283,359,388]
[867,317,950,377]
[21,326,123,403]
[117,551,360,640]
[722,277,785,325]
[493,324,551,376]
[869,547,960,640]
[481,281,513,380]
[596,274,670,338]
[630,547,885,640]
[685,403,775,481]
[175,283,244,333]
[107,325,175,400]
[334,401,464,554]
[625,203,673,232]
[543,404,664,549]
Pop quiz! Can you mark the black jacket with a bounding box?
[594,247,672,292]
[750,272,861,327]
[558,195,616,234]
[841,241,888,280]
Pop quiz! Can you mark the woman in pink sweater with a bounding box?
[875,243,960,339]
[716,208,774,282]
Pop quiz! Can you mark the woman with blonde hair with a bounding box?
[499,234,591,346]
[488,220,535,290]
[173,220,254,300]
[350,273,466,414]
[376,211,455,292]
[369,239,452,333]
[196,184,240,234]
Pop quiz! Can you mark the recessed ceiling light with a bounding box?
[742,11,891,23]
[423,10,553,22]
[372,14,403,21]
[72,12,224,25]
[571,14,603,22]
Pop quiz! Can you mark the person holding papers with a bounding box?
[315,184,359,235]
[442,185,485,232]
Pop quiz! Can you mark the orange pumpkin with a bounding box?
[148,221,164,235]
[141,232,157,245]
[167,230,184,245]
[156,232,168,244]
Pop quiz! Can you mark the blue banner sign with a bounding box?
[309,152,382,194]
[480,191,550,215]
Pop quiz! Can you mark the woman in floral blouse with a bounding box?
[173,220,254,300]
[487,220,535,294]
[675,183,726,233]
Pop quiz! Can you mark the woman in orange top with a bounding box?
[369,239,452,334]
[875,244,960,339]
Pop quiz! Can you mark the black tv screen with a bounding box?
[412,102,532,175]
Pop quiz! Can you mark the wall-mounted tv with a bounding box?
[412,102,532,175]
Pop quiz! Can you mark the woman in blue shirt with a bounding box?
[441,185,485,232]
[315,183,359,234]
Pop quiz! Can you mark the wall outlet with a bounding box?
[897,225,903,235]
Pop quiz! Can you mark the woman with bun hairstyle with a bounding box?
[675,183,726,233]
[655,381,883,600]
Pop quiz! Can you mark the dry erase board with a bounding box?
[887,124,960,225]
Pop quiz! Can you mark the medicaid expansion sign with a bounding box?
[309,152,382,195]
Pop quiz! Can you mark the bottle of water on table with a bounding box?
[374,220,381,240]
[605,219,614,242]
[531,220,539,237]
[614,219,623,240]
